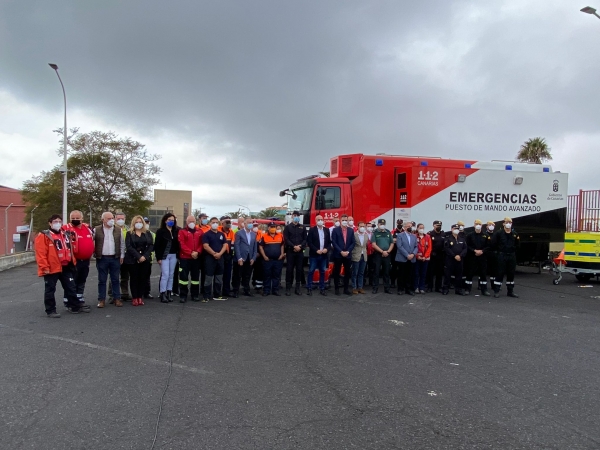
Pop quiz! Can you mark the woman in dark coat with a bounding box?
[154,213,180,303]
[125,215,154,306]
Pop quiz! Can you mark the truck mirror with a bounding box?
[292,193,297,200]
[279,190,285,197]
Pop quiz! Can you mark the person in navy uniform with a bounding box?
[442,224,468,296]
[464,219,491,296]
[331,214,356,296]
[491,217,520,298]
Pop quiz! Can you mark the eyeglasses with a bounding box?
[224,220,231,225]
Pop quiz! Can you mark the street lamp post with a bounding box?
[25,205,38,252]
[238,204,251,217]
[48,63,68,222]
[581,6,600,19]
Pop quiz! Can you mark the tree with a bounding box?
[22,129,161,231]
[192,208,202,218]
[516,137,552,164]
[226,209,245,219]
[318,171,330,177]
[258,208,284,220]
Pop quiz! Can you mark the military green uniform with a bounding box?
[370,223,394,292]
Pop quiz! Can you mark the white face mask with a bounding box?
[211,223,219,230]
[505,223,512,229]
[134,222,144,230]
[418,228,424,234]
[359,226,365,233]
[276,229,282,234]
[317,220,324,226]
[452,229,460,235]
[253,227,259,232]
[488,225,494,232]
[348,220,354,226]
[145,224,150,230]
[188,222,196,229]
[341,220,348,227]
[475,225,482,231]
[116,219,125,227]
[334,221,340,227]
[107,219,115,227]
[459,225,464,231]
[379,224,385,230]
[51,222,62,231]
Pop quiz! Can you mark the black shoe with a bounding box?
[47,312,61,318]
[384,288,392,294]
[406,290,415,296]
[263,293,270,297]
[481,290,491,297]
[273,292,281,296]
[435,288,442,293]
[343,289,352,296]
[493,291,500,298]
[449,284,455,290]
[78,305,91,313]
[285,288,291,296]
[144,293,154,299]
[464,290,471,296]
[372,287,378,294]
[232,291,239,298]
[243,290,255,297]
[191,296,200,302]
[397,290,404,295]
[456,289,466,296]
[306,289,312,296]
[166,291,172,302]
[507,292,519,298]
[295,286,302,296]
[442,289,449,295]
[180,296,187,303]
[160,292,169,303]
[425,288,432,293]
[335,288,340,296]
[67,307,80,314]
[319,290,327,296]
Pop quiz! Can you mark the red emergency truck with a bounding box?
[280,153,568,264]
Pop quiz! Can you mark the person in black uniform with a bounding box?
[284,210,307,296]
[464,219,491,296]
[426,220,444,293]
[491,217,520,298]
[442,224,467,296]
[485,221,497,288]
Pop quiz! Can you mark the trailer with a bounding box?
[281,153,568,265]
[551,189,600,284]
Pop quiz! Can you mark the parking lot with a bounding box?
[1,262,600,449]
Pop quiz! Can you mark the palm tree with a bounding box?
[516,137,552,164]
[226,209,243,219]
[258,207,283,219]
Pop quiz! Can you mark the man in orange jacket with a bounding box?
[35,214,91,317]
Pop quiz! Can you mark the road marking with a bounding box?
[388,320,406,327]
[427,391,439,396]
[0,323,212,375]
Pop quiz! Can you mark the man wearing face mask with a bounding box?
[259,222,285,296]
[251,221,265,294]
[178,215,204,302]
[284,210,307,296]
[218,216,235,298]
[370,219,394,294]
[426,220,444,293]
[35,214,88,317]
[202,217,228,301]
[233,217,258,297]
[306,214,331,296]
[198,213,211,232]
[331,214,356,296]
[394,221,418,296]
[464,219,491,296]
[390,219,403,287]
[485,221,497,288]
[491,217,520,298]
[230,216,245,298]
[94,211,125,308]
[442,224,468,296]
[112,212,131,301]
[63,210,95,307]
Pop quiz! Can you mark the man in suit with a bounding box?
[394,221,418,296]
[233,218,258,297]
[306,214,331,296]
[331,214,356,296]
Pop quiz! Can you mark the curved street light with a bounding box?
[581,6,600,19]
[48,63,68,222]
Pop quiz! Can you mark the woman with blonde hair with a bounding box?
[124,215,154,306]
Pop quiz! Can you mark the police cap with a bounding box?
[292,210,300,216]
[268,221,276,227]
[451,223,459,229]
[378,218,386,225]
[143,217,149,223]
[433,220,442,226]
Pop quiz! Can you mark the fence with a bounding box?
[567,190,600,232]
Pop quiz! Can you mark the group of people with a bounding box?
[34,208,520,318]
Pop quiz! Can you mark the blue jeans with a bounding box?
[351,256,367,289]
[97,257,121,300]
[415,260,429,291]
[307,254,328,291]
[160,253,177,293]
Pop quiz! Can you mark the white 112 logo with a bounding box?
[417,170,439,181]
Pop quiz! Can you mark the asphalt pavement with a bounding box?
[1,262,600,450]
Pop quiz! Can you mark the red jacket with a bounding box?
[417,233,432,260]
[35,230,76,276]
[63,223,95,260]
[179,227,204,259]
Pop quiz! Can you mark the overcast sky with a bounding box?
[1,0,599,216]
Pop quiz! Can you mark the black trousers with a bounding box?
[426,253,444,291]
[285,250,304,287]
[222,253,233,296]
[74,258,90,299]
[372,253,391,288]
[44,264,79,314]
[172,259,180,294]
[204,256,224,298]
[333,257,352,291]
[487,251,497,284]
[237,258,254,293]
[465,254,488,291]
[127,261,150,299]
[494,253,517,292]
[443,257,463,291]
[396,260,415,292]
[232,255,241,292]
[252,255,264,290]
[179,258,201,298]
[263,259,283,294]
[144,260,153,296]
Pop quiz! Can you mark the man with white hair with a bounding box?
[94,212,125,308]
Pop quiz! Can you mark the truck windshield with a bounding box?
[288,186,314,212]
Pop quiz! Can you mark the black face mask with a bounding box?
[406,227,412,233]
[71,220,81,226]
[434,226,441,232]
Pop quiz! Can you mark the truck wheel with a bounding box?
[553,279,560,285]
[575,273,592,282]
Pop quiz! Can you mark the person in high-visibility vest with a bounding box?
[259,222,285,296]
